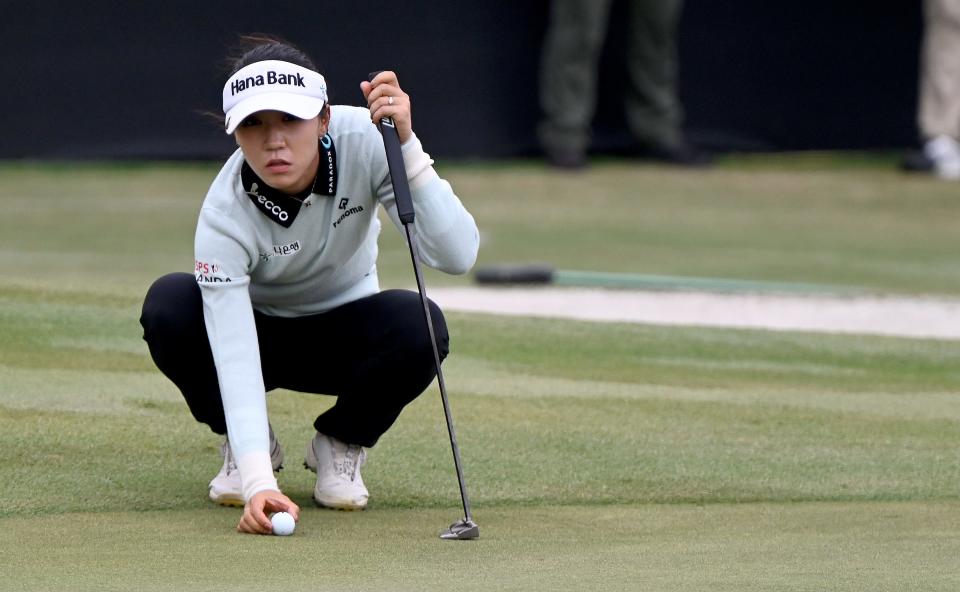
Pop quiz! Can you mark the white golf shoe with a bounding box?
[304,432,369,510]
[924,135,960,180]
[208,426,284,506]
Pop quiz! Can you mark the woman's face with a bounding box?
[234,110,328,195]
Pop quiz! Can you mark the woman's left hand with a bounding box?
[361,71,413,144]
[237,489,300,535]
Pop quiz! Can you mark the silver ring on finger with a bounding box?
[388,96,394,105]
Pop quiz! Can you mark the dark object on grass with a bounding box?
[475,264,862,295]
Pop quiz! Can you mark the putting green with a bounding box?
[2,158,960,590]
[3,502,958,591]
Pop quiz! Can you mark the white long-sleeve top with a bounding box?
[194,105,479,501]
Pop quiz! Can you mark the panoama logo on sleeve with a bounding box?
[195,260,232,283]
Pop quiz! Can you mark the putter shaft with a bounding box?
[403,223,474,525]
[368,70,477,538]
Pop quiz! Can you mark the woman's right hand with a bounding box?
[361,70,413,144]
[237,489,300,535]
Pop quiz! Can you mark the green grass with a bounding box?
[4,302,960,515]
[444,155,960,295]
[2,154,960,295]
[4,503,959,591]
[2,156,960,590]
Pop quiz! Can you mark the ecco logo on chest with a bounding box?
[247,182,290,223]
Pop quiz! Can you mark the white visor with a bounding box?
[222,60,328,134]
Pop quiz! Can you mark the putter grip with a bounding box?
[368,71,415,224]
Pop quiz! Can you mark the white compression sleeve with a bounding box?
[401,133,439,190]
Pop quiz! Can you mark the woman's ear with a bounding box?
[318,105,331,137]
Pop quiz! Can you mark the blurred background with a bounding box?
[3,0,922,160]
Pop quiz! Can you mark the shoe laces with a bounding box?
[221,440,237,475]
[332,441,364,481]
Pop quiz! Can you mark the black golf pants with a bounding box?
[140,272,448,447]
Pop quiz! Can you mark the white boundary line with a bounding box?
[429,287,960,341]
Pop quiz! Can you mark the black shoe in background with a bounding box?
[544,147,588,170]
[900,149,934,173]
[644,139,712,167]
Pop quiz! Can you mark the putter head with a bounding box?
[440,518,480,540]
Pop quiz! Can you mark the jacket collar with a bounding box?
[241,133,339,228]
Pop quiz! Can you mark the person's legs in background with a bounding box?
[538,0,614,169]
[918,0,960,179]
[623,0,708,165]
[623,0,682,154]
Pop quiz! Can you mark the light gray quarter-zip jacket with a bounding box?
[194,105,478,500]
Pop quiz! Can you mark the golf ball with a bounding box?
[271,511,296,536]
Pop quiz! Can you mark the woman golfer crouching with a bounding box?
[139,36,478,535]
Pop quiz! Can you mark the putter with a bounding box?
[368,72,479,541]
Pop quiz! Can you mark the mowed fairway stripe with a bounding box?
[446,357,960,421]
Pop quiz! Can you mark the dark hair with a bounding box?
[224,33,317,77]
